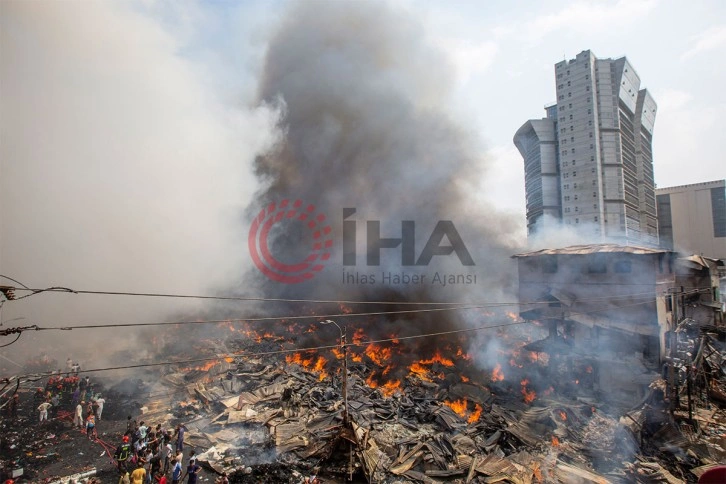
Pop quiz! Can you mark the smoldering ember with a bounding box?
[2,245,726,483]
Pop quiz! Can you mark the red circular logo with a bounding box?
[248,199,332,284]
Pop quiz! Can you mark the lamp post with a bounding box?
[322,319,348,424]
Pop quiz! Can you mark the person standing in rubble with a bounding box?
[115,435,132,474]
[130,461,146,484]
[32,388,44,416]
[138,421,149,442]
[181,458,201,484]
[125,415,136,436]
[170,457,182,484]
[162,438,173,474]
[173,423,186,454]
[84,384,94,404]
[37,399,52,423]
[71,386,81,408]
[86,412,97,439]
[95,395,106,420]
[50,393,60,418]
[74,401,84,428]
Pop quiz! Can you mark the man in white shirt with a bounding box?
[75,401,84,428]
[95,396,106,420]
[38,401,52,422]
[162,441,173,474]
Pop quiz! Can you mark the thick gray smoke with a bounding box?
[248,1,522,307]
[0,1,277,374]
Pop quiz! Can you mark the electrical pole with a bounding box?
[322,320,348,423]
[342,328,349,424]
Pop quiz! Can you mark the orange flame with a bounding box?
[365,344,392,367]
[559,411,567,421]
[286,353,328,381]
[455,347,472,361]
[419,350,455,367]
[491,363,504,382]
[551,436,559,447]
[380,380,401,397]
[468,404,482,423]
[533,464,543,483]
[444,399,468,417]
[521,379,536,403]
[409,362,433,382]
[461,375,470,383]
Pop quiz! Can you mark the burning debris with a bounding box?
[19,316,704,484]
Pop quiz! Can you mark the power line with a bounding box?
[5,281,702,305]
[4,295,670,380]
[6,290,669,334]
[4,284,486,305]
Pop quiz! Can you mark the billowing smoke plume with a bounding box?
[247,1,521,306]
[228,1,530,383]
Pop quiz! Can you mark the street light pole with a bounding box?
[323,320,348,424]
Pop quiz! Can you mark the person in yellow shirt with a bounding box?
[130,462,146,484]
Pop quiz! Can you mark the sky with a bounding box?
[1,0,725,364]
[419,0,726,215]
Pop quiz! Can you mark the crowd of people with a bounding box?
[112,419,223,484]
[1,358,238,484]
[29,367,106,431]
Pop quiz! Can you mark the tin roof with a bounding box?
[512,243,672,258]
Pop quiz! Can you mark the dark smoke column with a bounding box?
[248,1,518,303]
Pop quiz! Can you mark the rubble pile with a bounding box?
[4,321,726,483]
[125,325,726,483]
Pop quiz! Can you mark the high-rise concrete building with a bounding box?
[514,50,659,246]
[656,180,726,259]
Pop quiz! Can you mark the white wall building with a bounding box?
[656,180,726,259]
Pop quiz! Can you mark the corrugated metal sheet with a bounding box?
[512,243,671,258]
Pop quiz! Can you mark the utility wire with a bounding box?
[0,288,699,338]
[5,295,671,380]
[3,291,670,334]
[5,283,704,304]
[0,285,709,345]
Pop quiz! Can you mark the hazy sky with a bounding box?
[1,0,724,354]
